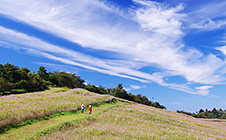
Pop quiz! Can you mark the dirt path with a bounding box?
[0,101,125,140]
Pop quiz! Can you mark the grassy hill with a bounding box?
[1,88,226,139]
[41,103,226,140]
[0,88,111,131]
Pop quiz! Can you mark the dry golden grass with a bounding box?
[0,88,111,129]
[41,103,226,140]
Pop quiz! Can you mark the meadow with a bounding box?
[41,104,226,140]
[0,88,111,130]
[1,88,226,140]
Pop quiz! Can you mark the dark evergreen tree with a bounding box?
[37,66,49,81]
[199,109,204,113]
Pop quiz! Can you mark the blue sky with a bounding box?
[1,0,226,112]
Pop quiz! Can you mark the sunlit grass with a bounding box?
[42,104,226,139]
[0,101,123,140]
[0,88,111,130]
[42,87,70,93]
[1,88,226,139]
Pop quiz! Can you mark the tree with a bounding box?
[49,72,58,86]
[220,113,226,119]
[0,64,3,77]
[152,102,166,109]
[112,84,128,98]
[199,109,204,113]
[49,72,85,88]
[37,66,49,81]
[85,84,108,94]
[29,73,43,91]
[0,77,13,92]
[197,112,207,118]
[2,63,20,82]
[212,108,218,117]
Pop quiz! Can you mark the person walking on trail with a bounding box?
[89,105,92,114]
[81,104,85,113]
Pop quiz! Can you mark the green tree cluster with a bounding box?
[48,71,85,88]
[0,63,85,95]
[85,83,166,109]
[0,63,48,94]
[177,108,226,119]
[196,108,226,119]
[176,110,197,117]
[85,84,109,94]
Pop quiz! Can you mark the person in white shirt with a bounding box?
[81,104,85,113]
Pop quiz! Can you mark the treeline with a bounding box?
[0,63,85,94]
[85,84,166,109]
[177,108,226,119]
[0,63,166,109]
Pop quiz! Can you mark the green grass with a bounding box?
[0,86,70,96]
[42,87,70,93]
[0,89,27,96]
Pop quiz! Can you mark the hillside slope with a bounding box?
[0,88,111,130]
[41,103,226,139]
[0,100,124,140]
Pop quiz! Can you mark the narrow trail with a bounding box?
[0,101,126,140]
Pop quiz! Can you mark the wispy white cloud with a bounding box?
[130,85,146,90]
[133,0,185,37]
[0,0,226,95]
[130,85,142,90]
[195,86,213,96]
[187,0,226,30]
[217,46,226,56]
[0,0,144,52]
[190,18,226,31]
[0,25,153,83]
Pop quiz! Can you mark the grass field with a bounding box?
[41,104,226,140]
[0,100,124,140]
[1,88,226,140]
[0,88,111,130]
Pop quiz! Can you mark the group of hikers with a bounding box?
[81,104,92,114]
[81,98,113,114]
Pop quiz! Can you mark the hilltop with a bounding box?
[0,63,165,109]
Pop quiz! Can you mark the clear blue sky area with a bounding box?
[1,0,226,112]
